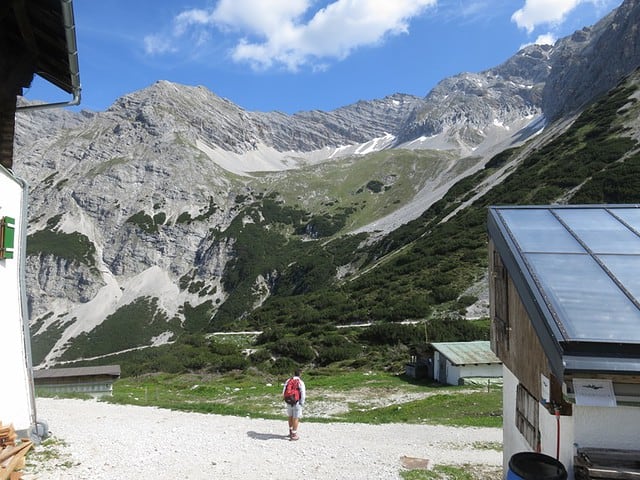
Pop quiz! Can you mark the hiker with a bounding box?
[282,369,306,441]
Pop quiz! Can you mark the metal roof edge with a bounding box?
[33,365,121,379]
[563,355,640,375]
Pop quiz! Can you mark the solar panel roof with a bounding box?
[488,205,640,376]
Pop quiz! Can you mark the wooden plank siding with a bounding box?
[489,240,563,405]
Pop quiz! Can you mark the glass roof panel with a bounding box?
[525,252,640,342]
[610,208,640,233]
[598,254,640,301]
[498,209,584,253]
[556,208,640,254]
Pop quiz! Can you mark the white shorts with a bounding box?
[286,403,303,418]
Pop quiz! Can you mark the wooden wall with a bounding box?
[489,240,563,404]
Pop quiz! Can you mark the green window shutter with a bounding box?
[0,216,15,259]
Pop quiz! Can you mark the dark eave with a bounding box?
[2,0,80,104]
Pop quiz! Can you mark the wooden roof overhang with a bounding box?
[1,0,80,169]
[1,0,80,101]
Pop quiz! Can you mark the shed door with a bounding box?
[439,357,447,384]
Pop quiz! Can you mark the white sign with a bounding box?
[573,378,617,407]
[541,374,550,404]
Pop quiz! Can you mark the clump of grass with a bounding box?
[25,437,77,472]
[472,441,502,451]
[401,464,501,480]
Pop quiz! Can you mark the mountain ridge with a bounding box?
[13,0,640,368]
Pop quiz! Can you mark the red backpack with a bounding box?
[283,377,301,405]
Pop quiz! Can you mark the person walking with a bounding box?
[282,369,306,441]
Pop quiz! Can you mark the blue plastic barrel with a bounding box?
[507,452,567,480]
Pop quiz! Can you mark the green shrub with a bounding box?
[366,180,384,193]
[27,229,96,268]
[209,339,239,355]
[272,337,315,362]
[249,349,273,364]
[359,323,419,346]
[126,211,158,233]
[269,357,299,375]
[317,344,361,366]
[215,354,250,372]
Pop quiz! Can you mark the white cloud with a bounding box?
[534,33,556,45]
[144,0,436,70]
[511,0,614,33]
[143,34,176,55]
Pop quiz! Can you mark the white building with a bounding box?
[0,170,33,433]
[0,0,81,438]
[430,341,502,386]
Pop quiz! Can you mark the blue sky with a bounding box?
[25,0,621,114]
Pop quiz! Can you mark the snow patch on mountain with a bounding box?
[195,134,398,176]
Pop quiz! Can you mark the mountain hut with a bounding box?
[488,205,640,480]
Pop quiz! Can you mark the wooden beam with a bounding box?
[0,441,32,480]
[0,442,31,464]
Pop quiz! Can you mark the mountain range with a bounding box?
[13,0,640,369]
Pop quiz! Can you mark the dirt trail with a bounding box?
[24,397,503,480]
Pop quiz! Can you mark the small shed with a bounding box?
[430,341,502,385]
[488,205,640,480]
[33,365,121,397]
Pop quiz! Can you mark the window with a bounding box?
[516,383,540,450]
[0,216,15,260]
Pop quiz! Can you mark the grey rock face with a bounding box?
[542,0,640,121]
[395,45,552,151]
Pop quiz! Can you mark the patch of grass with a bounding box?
[25,436,77,473]
[27,229,96,268]
[472,441,502,451]
[103,370,502,428]
[30,314,67,365]
[59,297,180,361]
[402,464,493,480]
[126,211,161,233]
[331,388,502,427]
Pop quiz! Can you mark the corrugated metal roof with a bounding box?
[33,365,121,379]
[431,341,501,366]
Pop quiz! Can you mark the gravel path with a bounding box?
[24,398,503,480]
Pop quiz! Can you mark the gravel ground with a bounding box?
[23,397,503,480]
